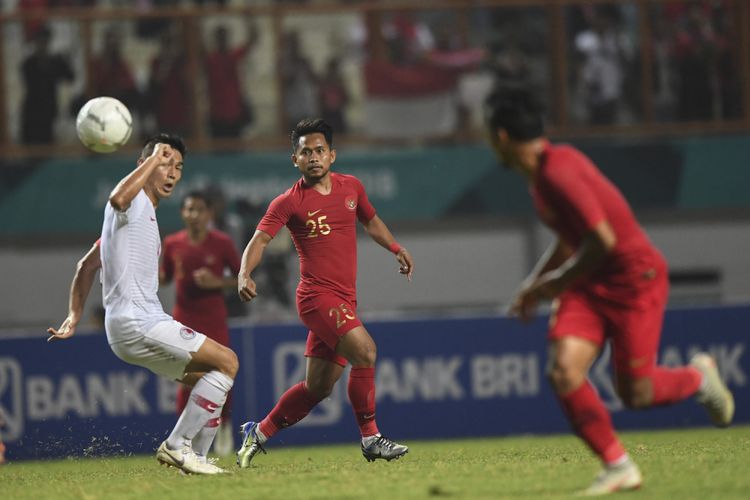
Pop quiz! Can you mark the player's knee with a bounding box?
[546,362,585,394]
[353,343,376,367]
[219,348,239,378]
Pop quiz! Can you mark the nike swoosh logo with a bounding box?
[150,216,156,221]
[307,209,321,217]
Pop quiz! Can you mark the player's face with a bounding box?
[292,133,336,181]
[147,149,184,200]
[181,197,211,232]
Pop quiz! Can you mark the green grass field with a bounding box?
[3,426,749,499]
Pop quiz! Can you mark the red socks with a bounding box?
[560,381,626,464]
[258,367,380,440]
[348,367,379,437]
[649,366,702,406]
[259,382,322,438]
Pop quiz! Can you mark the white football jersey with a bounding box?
[100,189,170,344]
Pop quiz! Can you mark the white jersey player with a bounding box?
[48,134,238,475]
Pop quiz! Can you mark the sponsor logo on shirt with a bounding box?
[307,209,322,217]
[345,196,357,211]
[180,327,197,340]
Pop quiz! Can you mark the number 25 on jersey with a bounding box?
[306,214,331,238]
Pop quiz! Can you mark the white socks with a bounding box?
[192,405,223,458]
[166,371,234,451]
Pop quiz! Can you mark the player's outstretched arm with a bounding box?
[47,242,102,342]
[361,215,414,281]
[109,143,175,211]
[238,230,273,302]
[512,221,616,320]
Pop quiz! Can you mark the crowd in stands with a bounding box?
[4,0,745,147]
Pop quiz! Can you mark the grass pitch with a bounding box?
[2,426,749,499]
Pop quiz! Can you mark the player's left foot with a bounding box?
[580,460,642,496]
[237,421,266,468]
[691,353,734,427]
[361,434,408,462]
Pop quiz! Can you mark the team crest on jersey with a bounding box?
[205,254,216,266]
[180,327,196,340]
[345,196,357,211]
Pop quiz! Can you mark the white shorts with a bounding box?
[109,320,207,380]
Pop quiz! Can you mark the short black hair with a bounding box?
[484,85,544,141]
[180,190,212,209]
[290,118,333,152]
[140,133,187,160]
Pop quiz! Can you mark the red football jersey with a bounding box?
[257,172,376,301]
[160,229,241,340]
[531,142,666,299]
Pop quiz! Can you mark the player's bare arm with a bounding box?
[526,220,616,301]
[509,239,571,321]
[109,143,177,211]
[47,242,102,342]
[238,229,273,302]
[361,214,414,281]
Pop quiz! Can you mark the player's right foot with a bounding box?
[237,421,266,468]
[691,353,735,427]
[156,441,226,475]
[580,460,642,496]
[361,434,408,462]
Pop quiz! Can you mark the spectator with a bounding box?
[204,21,258,138]
[20,25,74,145]
[671,3,717,121]
[280,32,320,131]
[319,57,349,133]
[147,26,191,137]
[90,26,142,114]
[573,6,633,125]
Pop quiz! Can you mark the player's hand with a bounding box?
[508,286,540,323]
[238,274,258,302]
[46,315,78,342]
[150,142,174,162]
[193,267,222,289]
[396,248,414,281]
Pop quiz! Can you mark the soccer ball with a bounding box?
[75,96,133,153]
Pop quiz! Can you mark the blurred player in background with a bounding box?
[236,118,414,467]
[47,134,238,475]
[160,190,242,456]
[483,85,734,495]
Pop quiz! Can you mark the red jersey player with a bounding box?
[160,190,242,455]
[484,86,734,495]
[236,118,414,467]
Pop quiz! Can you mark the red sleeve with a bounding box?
[256,193,293,237]
[353,177,376,224]
[160,236,174,282]
[541,158,606,233]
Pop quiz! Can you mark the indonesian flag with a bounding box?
[363,48,485,139]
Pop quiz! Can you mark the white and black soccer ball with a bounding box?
[75,96,133,153]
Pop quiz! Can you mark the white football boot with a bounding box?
[690,353,735,427]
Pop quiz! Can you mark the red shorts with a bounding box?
[298,294,362,367]
[548,271,669,378]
